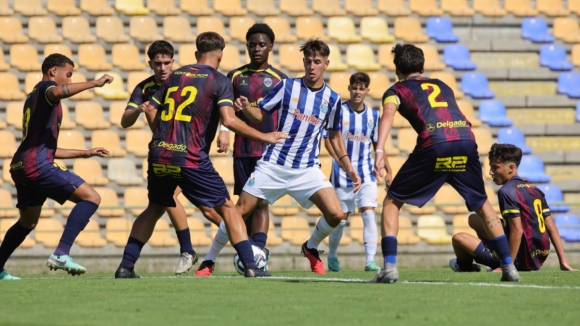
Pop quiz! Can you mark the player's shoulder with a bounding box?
[264,65,288,80]
[134,75,156,91]
[35,80,57,91]
[498,179,519,198]
[227,64,249,79]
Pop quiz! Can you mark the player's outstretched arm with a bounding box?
[121,101,148,129]
[374,102,396,179]
[55,147,110,159]
[235,95,265,123]
[545,216,578,271]
[47,74,113,103]
[328,130,361,192]
[221,105,288,145]
[507,216,523,262]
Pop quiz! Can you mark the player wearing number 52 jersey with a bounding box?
[370,44,520,284]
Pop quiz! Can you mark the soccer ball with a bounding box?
[233,245,268,275]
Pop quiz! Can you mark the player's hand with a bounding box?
[95,74,114,87]
[234,96,250,112]
[560,261,578,271]
[348,170,362,193]
[217,130,230,153]
[86,147,110,157]
[138,101,150,113]
[374,154,386,179]
[264,132,290,144]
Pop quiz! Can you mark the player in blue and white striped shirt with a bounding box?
[235,39,361,274]
[323,73,381,272]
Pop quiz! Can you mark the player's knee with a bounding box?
[452,232,468,245]
[84,189,101,205]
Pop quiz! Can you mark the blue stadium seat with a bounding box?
[521,17,555,43]
[576,101,580,122]
[443,44,476,70]
[540,44,573,71]
[554,214,580,242]
[497,128,532,154]
[537,184,570,213]
[518,155,551,183]
[478,100,513,127]
[426,17,459,43]
[557,72,580,98]
[461,72,495,99]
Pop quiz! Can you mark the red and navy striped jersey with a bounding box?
[499,176,551,271]
[382,76,474,150]
[10,81,62,179]
[149,64,234,168]
[227,64,287,158]
[126,75,160,110]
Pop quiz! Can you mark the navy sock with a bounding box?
[54,200,98,256]
[120,237,145,270]
[251,232,267,249]
[233,240,256,268]
[0,221,33,270]
[456,257,474,271]
[175,228,195,255]
[490,234,513,265]
[381,236,398,265]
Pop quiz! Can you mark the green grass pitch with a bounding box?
[1,267,578,326]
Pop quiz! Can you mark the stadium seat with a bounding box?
[410,0,443,16]
[180,0,213,15]
[461,72,495,99]
[302,203,323,216]
[497,128,532,154]
[24,72,42,93]
[396,216,420,245]
[571,45,580,68]
[280,216,311,245]
[111,44,147,71]
[213,0,246,16]
[444,45,477,71]
[577,102,580,122]
[0,0,13,15]
[9,44,41,72]
[553,18,580,43]
[97,16,131,43]
[58,130,86,150]
[378,44,396,70]
[0,48,8,71]
[456,100,481,127]
[360,17,395,43]
[47,0,81,15]
[429,72,463,98]
[312,0,345,16]
[271,195,301,216]
[109,101,144,129]
[80,0,113,15]
[279,0,312,16]
[396,128,417,154]
[28,16,62,44]
[540,44,573,71]
[0,72,25,100]
[62,16,96,43]
[126,70,149,93]
[14,0,46,16]
[78,44,112,71]
[328,72,350,100]
[478,100,513,127]
[74,101,111,129]
[394,17,429,43]
[417,44,445,71]
[266,219,283,247]
[321,45,345,72]
[211,157,235,185]
[196,17,231,42]
[230,17,256,43]
[417,215,452,244]
[434,184,469,214]
[115,0,149,15]
[441,0,474,16]
[328,17,361,43]
[0,17,29,43]
[94,187,125,218]
[345,0,378,16]
[426,17,459,43]
[485,185,500,213]
[92,130,127,157]
[0,219,35,248]
[108,158,143,186]
[0,131,15,158]
[557,72,580,98]
[279,45,306,72]
[537,0,569,16]
[187,218,212,246]
[147,0,180,15]
[471,128,493,155]
[58,102,76,129]
[346,45,380,71]
[263,17,296,43]
[44,44,73,60]
[106,218,133,246]
[130,16,162,43]
[518,155,551,183]
[72,158,109,186]
[391,111,412,128]
[367,72,391,100]
[178,44,197,67]
[537,184,569,213]
[35,218,63,248]
[93,72,129,100]
[126,129,152,158]
[521,18,555,43]
[123,187,148,216]
[2,160,14,186]
[318,156,333,179]
[296,17,329,42]
[554,214,580,242]
[177,193,196,216]
[75,219,107,248]
[504,0,538,17]
[217,47,243,72]
[163,16,195,43]
[247,0,279,16]
[348,215,365,244]
[377,0,410,16]
[0,189,18,218]
[473,0,506,16]
[322,217,353,245]
[569,0,580,15]
[452,214,477,236]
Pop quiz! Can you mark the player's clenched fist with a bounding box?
[95,74,114,87]
[235,95,250,112]
[264,131,290,144]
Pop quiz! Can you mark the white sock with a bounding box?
[328,219,346,258]
[362,209,378,262]
[204,221,229,262]
[306,216,336,249]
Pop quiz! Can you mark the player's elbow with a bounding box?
[120,119,132,129]
[221,116,237,129]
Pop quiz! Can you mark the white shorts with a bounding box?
[335,182,378,214]
[242,161,332,209]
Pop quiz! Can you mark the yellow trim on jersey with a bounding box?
[543,208,550,213]
[217,99,233,105]
[502,209,520,215]
[151,96,161,105]
[230,67,249,83]
[45,85,57,106]
[265,68,283,81]
[127,102,139,109]
[142,80,157,94]
[383,94,400,108]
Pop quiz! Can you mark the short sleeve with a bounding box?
[126,83,145,110]
[150,79,168,110]
[258,79,285,114]
[42,81,59,107]
[537,189,551,217]
[215,74,235,108]
[382,87,400,109]
[325,96,342,131]
[498,187,520,219]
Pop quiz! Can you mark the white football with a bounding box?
[233,245,268,275]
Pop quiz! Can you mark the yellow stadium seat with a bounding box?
[150,219,178,247]
[345,0,377,16]
[504,0,537,17]
[68,72,95,100]
[281,216,311,245]
[130,16,162,43]
[263,17,296,43]
[441,0,474,16]
[417,44,445,71]
[72,158,109,186]
[62,16,96,43]
[106,218,133,247]
[92,130,127,157]
[391,111,412,128]
[148,0,180,15]
[44,44,73,59]
[485,185,500,212]
[230,17,256,43]
[536,0,569,16]
[47,0,80,16]
[180,0,213,15]
[471,128,493,155]
[0,219,35,248]
[360,17,395,44]
[25,72,42,94]
[482,158,492,180]
[473,0,506,16]
[2,160,14,186]
[14,0,46,16]
[247,0,279,16]
[302,204,323,216]
[124,187,148,216]
[178,193,196,216]
[383,133,401,156]
[80,0,114,15]
[0,189,18,218]
[271,195,301,216]
[367,72,391,100]
[163,16,195,43]
[97,16,131,43]
[328,72,350,100]
[75,101,111,130]
[377,0,410,16]
[396,128,417,154]
[312,0,345,16]
[266,219,283,246]
[572,44,580,67]
[417,215,452,244]
[328,17,361,43]
[0,48,9,71]
[127,71,151,94]
[60,102,76,129]
[213,0,246,16]
[378,44,396,71]
[326,44,347,72]
[10,44,41,71]
[429,72,463,98]
[78,44,113,71]
[178,44,197,67]
[112,44,147,71]
[0,0,13,15]
[0,72,25,100]
[318,156,333,180]
[456,100,482,127]
[346,44,380,71]
[94,187,125,217]
[348,215,364,244]
[196,17,231,42]
[553,18,580,43]
[569,0,580,15]
[434,184,469,214]
[115,0,149,15]
[410,0,443,16]
[58,130,86,151]
[75,219,107,248]
[323,218,353,245]
[28,16,62,43]
[398,216,421,245]
[279,0,313,16]
[211,157,234,185]
[394,17,429,43]
[35,218,63,248]
[279,44,305,72]
[0,17,29,43]
[109,101,145,129]
[296,17,329,42]
[188,218,212,246]
[219,46,243,73]
[452,214,477,236]
[93,71,130,100]
[126,129,151,157]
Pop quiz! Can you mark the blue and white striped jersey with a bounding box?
[324,101,379,187]
[258,78,342,169]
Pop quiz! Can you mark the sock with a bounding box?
[205,221,229,262]
[120,237,145,270]
[54,200,98,256]
[233,240,256,267]
[490,234,513,265]
[456,257,474,271]
[0,221,33,270]
[175,227,195,255]
[251,232,267,249]
[381,236,398,268]
[362,210,378,262]
[306,217,336,249]
[328,219,346,259]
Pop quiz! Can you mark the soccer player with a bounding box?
[195,23,287,276]
[323,72,381,272]
[0,54,113,280]
[114,32,287,279]
[449,143,577,272]
[235,39,361,275]
[369,44,520,283]
[121,40,226,275]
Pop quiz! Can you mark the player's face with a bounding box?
[52,63,74,86]
[247,33,272,65]
[303,53,329,86]
[348,83,369,106]
[489,158,513,185]
[149,54,174,82]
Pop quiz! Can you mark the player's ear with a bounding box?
[147,60,153,70]
[48,67,57,78]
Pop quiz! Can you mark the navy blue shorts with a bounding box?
[233,157,260,195]
[474,240,501,270]
[388,140,487,211]
[147,160,230,208]
[12,163,85,209]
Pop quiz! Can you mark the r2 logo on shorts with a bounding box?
[434,156,467,172]
[152,163,182,178]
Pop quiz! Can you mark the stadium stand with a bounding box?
[35,218,64,248]
[471,128,493,155]
[281,216,311,246]
[28,16,62,44]
[14,0,47,16]
[327,16,361,43]
[456,100,481,127]
[537,0,569,17]
[478,100,513,127]
[557,72,580,98]
[394,17,429,43]
[180,0,213,16]
[569,0,580,15]
[0,0,13,15]
[537,184,570,213]
[213,0,247,16]
[62,16,96,43]
[409,0,443,17]
[540,44,573,71]
[263,17,296,43]
[417,44,445,71]
[1,219,35,248]
[108,159,143,186]
[452,214,477,237]
[163,16,195,43]
[0,131,16,158]
[80,0,114,15]
[279,0,312,16]
[429,72,463,98]
[10,44,41,72]
[130,16,163,43]
[147,0,180,15]
[75,220,107,248]
[196,17,231,42]
[346,44,380,71]
[434,184,469,214]
[518,156,551,183]
[461,72,495,99]
[0,17,29,43]
[426,17,459,43]
[75,101,111,129]
[345,0,377,16]
[554,214,580,242]
[96,16,131,43]
[505,0,538,17]
[521,17,555,43]
[91,130,127,157]
[78,44,113,71]
[0,189,18,218]
[443,44,477,71]
[441,0,474,17]
[377,0,409,16]
[247,0,279,16]
[115,0,149,15]
[497,128,532,154]
[106,218,133,247]
[230,16,256,43]
[25,71,43,93]
[271,195,301,216]
[94,187,125,218]
[72,158,109,186]
[553,17,580,44]
[417,215,452,245]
